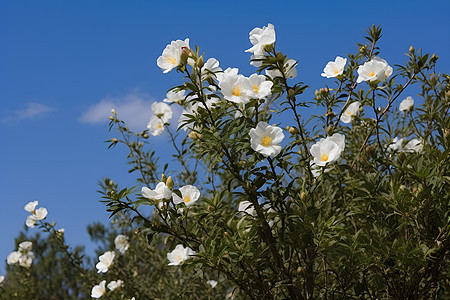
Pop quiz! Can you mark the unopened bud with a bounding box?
[189,131,201,140]
[111,138,118,142]
[143,133,149,138]
[161,173,167,183]
[109,116,114,120]
[359,45,367,53]
[197,55,204,69]
[288,126,298,134]
[297,266,302,273]
[224,231,229,237]
[276,51,285,62]
[180,49,189,64]
[431,53,438,62]
[325,109,335,117]
[166,176,174,189]
[111,108,116,114]
[327,125,333,136]
[315,89,320,98]
[288,88,295,99]
[409,45,415,54]
[445,128,450,139]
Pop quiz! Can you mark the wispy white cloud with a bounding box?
[2,102,55,123]
[78,91,154,132]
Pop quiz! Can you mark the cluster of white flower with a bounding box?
[91,279,125,298]
[7,241,34,268]
[167,244,196,266]
[142,182,201,208]
[147,101,173,136]
[309,133,345,176]
[388,137,423,153]
[24,201,48,228]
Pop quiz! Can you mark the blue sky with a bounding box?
[1,0,449,272]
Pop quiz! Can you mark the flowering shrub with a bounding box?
[1,24,449,299]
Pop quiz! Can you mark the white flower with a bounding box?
[388,137,404,152]
[404,139,423,152]
[399,96,414,112]
[57,228,65,234]
[250,54,264,67]
[167,244,196,266]
[207,280,218,288]
[24,201,38,213]
[147,115,165,136]
[114,235,129,255]
[219,73,251,104]
[91,280,107,298]
[107,280,124,291]
[216,67,239,82]
[249,122,284,157]
[151,102,173,123]
[356,56,392,83]
[7,251,21,265]
[244,74,273,99]
[156,38,190,73]
[238,201,255,216]
[310,138,343,167]
[173,185,200,207]
[26,215,38,228]
[322,133,346,152]
[96,251,116,273]
[266,59,297,79]
[142,182,172,200]
[19,241,33,252]
[321,56,347,78]
[18,252,34,268]
[340,101,361,123]
[201,58,222,80]
[246,23,276,56]
[164,89,186,104]
[0,275,4,285]
[34,207,48,220]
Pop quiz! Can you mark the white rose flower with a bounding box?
[320,133,346,152]
[151,102,173,123]
[399,96,414,112]
[266,59,297,79]
[201,58,222,80]
[19,241,33,252]
[96,251,116,273]
[244,74,273,99]
[219,73,251,104]
[163,90,186,104]
[357,56,392,83]
[107,280,124,291]
[114,235,129,255]
[321,56,347,78]
[7,251,21,265]
[245,23,276,56]
[18,252,34,268]
[156,38,190,73]
[216,67,239,83]
[172,185,200,207]
[404,138,423,152]
[238,201,255,216]
[142,182,172,200]
[147,115,164,136]
[207,280,218,288]
[34,207,48,220]
[167,244,196,266]
[24,201,38,213]
[310,138,342,167]
[91,280,107,299]
[26,215,38,228]
[340,101,361,123]
[249,122,285,157]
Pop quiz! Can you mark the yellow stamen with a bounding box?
[320,153,329,162]
[158,124,163,129]
[369,71,375,77]
[183,195,191,203]
[166,57,177,65]
[334,68,339,74]
[232,86,241,96]
[176,255,183,261]
[252,84,259,93]
[261,136,272,147]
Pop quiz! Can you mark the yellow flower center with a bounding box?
[261,136,272,147]
[158,124,163,129]
[347,111,352,115]
[252,84,259,93]
[232,86,242,96]
[166,57,177,65]
[334,68,339,74]
[176,255,183,261]
[369,71,375,77]
[183,195,191,203]
[320,153,329,162]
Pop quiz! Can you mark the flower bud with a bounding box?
[197,55,204,69]
[288,88,295,99]
[314,90,320,98]
[180,49,189,64]
[300,191,306,202]
[189,131,202,140]
[327,125,333,136]
[111,138,118,142]
[111,108,116,114]
[165,176,174,189]
[109,116,114,120]
[276,51,285,62]
[297,266,302,273]
[288,126,298,134]
[161,173,167,183]
[238,161,244,168]
[143,133,149,139]
[409,45,415,54]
